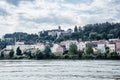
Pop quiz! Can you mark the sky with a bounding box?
[0,0,120,38]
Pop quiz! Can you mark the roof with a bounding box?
[47,29,64,32]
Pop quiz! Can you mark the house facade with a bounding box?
[106,44,116,52]
[77,42,86,51]
[5,42,45,54]
[51,44,64,56]
[116,42,120,54]
[97,44,106,53]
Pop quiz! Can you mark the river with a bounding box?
[0,60,120,80]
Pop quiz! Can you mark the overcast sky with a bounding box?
[0,0,120,37]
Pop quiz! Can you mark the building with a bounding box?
[51,44,64,56]
[62,28,73,36]
[47,26,64,37]
[39,27,73,39]
[97,44,106,53]
[66,28,73,33]
[77,42,86,51]
[106,44,115,52]
[47,29,64,37]
[92,41,99,47]
[96,40,109,53]
[0,49,11,58]
[116,42,120,54]
[109,38,120,42]
[65,40,78,50]
[5,42,45,55]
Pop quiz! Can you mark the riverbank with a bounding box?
[1,47,120,60]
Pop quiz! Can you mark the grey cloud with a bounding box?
[18,13,77,25]
[6,0,34,6]
[0,8,9,16]
[64,0,93,4]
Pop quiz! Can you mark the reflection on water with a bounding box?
[0,60,120,80]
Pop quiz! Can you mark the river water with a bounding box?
[0,60,120,80]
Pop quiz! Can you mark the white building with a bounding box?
[62,28,73,36]
[48,29,64,37]
[5,42,45,54]
[0,49,11,58]
[47,26,64,37]
[97,44,106,53]
[109,38,120,42]
[77,42,86,51]
[106,44,115,52]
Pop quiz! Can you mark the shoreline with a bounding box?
[0,58,120,60]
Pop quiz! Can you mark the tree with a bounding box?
[78,50,83,59]
[58,26,61,30]
[74,25,78,32]
[78,26,82,32]
[107,34,114,39]
[44,46,51,58]
[69,43,78,55]
[9,49,14,58]
[16,47,22,55]
[24,51,33,59]
[0,51,4,59]
[35,50,44,59]
[85,42,93,55]
[118,31,120,38]
[97,34,102,40]
[110,52,120,59]
[71,32,80,39]
[102,32,107,39]
[89,32,98,40]
[105,46,110,59]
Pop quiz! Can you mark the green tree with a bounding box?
[97,34,102,40]
[102,32,107,39]
[44,46,51,58]
[9,49,14,58]
[85,42,93,55]
[16,47,22,55]
[89,32,98,40]
[110,52,119,59]
[35,50,44,59]
[24,51,33,59]
[78,50,83,59]
[78,26,82,32]
[107,34,114,39]
[74,25,78,32]
[0,51,4,59]
[105,46,110,59]
[69,43,78,55]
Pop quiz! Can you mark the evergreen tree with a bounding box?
[9,49,14,58]
[16,47,22,55]
[85,43,93,55]
[0,51,4,59]
[89,32,98,40]
[78,26,82,32]
[74,25,78,32]
[35,50,44,59]
[44,46,51,58]
[69,43,78,55]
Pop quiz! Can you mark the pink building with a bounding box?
[51,44,64,56]
[116,42,120,54]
